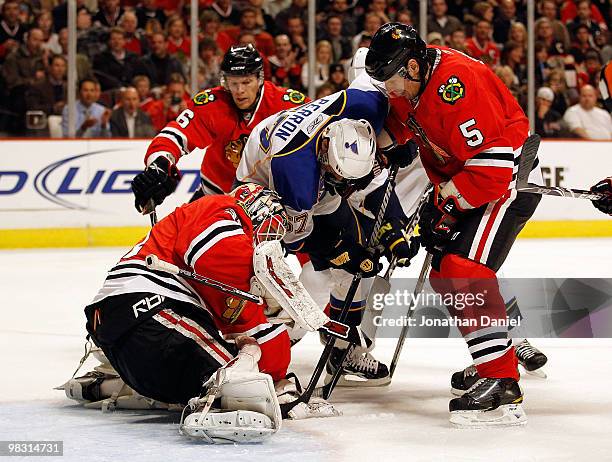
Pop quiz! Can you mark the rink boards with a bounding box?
[0,138,611,248]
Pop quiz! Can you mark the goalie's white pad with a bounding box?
[253,240,329,331]
[180,339,281,444]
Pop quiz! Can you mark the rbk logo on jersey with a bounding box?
[438,76,465,105]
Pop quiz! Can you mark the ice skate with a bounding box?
[515,340,548,378]
[325,344,391,387]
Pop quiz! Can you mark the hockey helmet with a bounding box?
[231,183,288,244]
[319,119,376,195]
[365,23,427,82]
[220,44,264,88]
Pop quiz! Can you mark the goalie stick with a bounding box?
[145,255,361,344]
[280,165,401,416]
[515,134,610,201]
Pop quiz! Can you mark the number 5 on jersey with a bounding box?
[459,118,484,147]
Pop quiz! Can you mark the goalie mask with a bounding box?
[319,119,376,196]
[232,183,288,244]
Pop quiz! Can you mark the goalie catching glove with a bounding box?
[418,182,470,253]
[131,156,181,213]
[376,217,420,266]
[591,177,612,215]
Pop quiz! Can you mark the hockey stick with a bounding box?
[388,252,432,377]
[145,254,262,303]
[279,165,400,416]
[141,199,158,226]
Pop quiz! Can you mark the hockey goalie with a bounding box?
[60,184,339,443]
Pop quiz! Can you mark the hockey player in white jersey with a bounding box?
[236,81,419,386]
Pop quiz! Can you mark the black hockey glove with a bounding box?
[590,177,612,215]
[325,239,382,277]
[418,186,466,253]
[379,140,419,168]
[376,217,420,267]
[131,157,181,213]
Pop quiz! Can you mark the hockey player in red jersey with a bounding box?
[366,23,545,426]
[64,185,338,442]
[131,44,307,213]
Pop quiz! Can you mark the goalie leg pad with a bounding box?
[181,410,275,443]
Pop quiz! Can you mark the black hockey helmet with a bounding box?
[365,23,427,82]
[220,44,264,84]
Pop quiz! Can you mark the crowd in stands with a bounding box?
[0,0,611,139]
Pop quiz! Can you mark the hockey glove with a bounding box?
[418,186,466,253]
[590,177,612,215]
[379,140,419,168]
[376,217,420,267]
[131,157,181,213]
[325,239,381,277]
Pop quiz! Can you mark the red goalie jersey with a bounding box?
[388,46,531,208]
[116,195,291,381]
[144,82,308,194]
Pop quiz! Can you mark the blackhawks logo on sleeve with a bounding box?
[283,89,306,105]
[225,134,249,167]
[193,90,216,105]
[438,76,465,105]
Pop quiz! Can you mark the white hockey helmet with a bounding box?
[320,118,376,180]
[231,183,288,244]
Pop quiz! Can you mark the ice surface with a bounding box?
[1,239,612,461]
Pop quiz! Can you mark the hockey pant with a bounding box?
[85,293,238,405]
[429,190,541,380]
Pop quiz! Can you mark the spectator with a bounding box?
[567,0,602,38]
[247,0,277,36]
[535,86,566,137]
[133,32,185,88]
[205,0,240,27]
[466,20,500,67]
[286,15,307,60]
[93,0,125,28]
[315,81,336,98]
[427,31,444,46]
[165,15,191,60]
[52,0,87,32]
[226,7,275,57]
[160,75,190,125]
[265,0,292,18]
[2,28,45,92]
[427,0,462,42]
[236,32,273,80]
[25,54,67,128]
[538,0,571,50]
[36,10,61,55]
[269,34,302,89]
[509,22,528,50]
[366,0,391,25]
[200,11,234,54]
[535,17,567,57]
[583,48,603,87]
[58,28,93,81]
[320,15,352,63]
[301,40,332,89]
[323,0,358,38]
[569,23,595,63]
[502,40,527,86]
[563,84,612,139]
[448,27,468,53]
[76,8,107,59]
[595,29,612,63]
[275,0,307,35]
[133,74,165,131]
[535,40,553,86]
[547,68,572,114]
[110,86,155,138]
[93,27,138,91]
[495,65,524,109]
[62,77,110,138]
[465,2,494,36]
[194,38,221,89]
[119,10,147,56]
[353,13,383,53]
[135,0,166,32]
[560,0,607,30]
[395,8,413,27]
[492,0,518,45]
[0,0,26,61]
[327,63,348,91]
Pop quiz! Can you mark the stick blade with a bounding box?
[516,134,541,189]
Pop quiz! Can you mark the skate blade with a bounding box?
[521,365,547,379]
[450,404,527,428]
[450,387,466,397]
[325,373,391,388]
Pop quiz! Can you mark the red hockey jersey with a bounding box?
[388,46,530,208]
[95,195,291,381]
[144,82,308,194]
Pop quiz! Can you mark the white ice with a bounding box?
[1,239,612,461]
